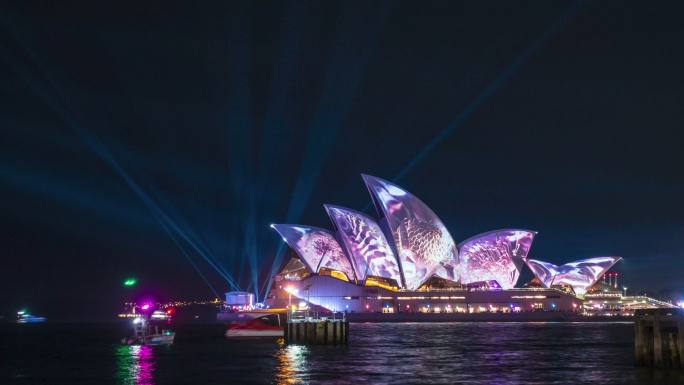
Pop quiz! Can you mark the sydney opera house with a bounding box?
[264,174,623,315]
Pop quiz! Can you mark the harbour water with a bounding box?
[2,322,684,384]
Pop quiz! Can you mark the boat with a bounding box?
[122,316,175,346]
[16,310,46,324]
[122,330,175,346]
[225,313,284,338]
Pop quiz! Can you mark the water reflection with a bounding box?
[275,341,309,385]
[116,345,155,385]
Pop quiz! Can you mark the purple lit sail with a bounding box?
[455,229,536,289]
[362,174,457,290]
[526,256,622,295]
[271,224,356,281]
[324,204,402,285]
[525,259,558,287]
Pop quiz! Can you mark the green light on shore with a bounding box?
[123,278,137,287]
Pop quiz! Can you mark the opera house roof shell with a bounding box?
[272,174,619,294]
[525,257,622,295]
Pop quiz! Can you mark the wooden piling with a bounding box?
[653,313,663,367]
[679,318,684,368]
[634,308,684,369]
[635,318,644,365]
[286,317,348,345]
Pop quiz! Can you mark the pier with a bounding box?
[634,308,684,368]
[285,313,348,345]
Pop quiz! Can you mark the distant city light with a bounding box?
[123,278,137,287]
[141,304,150,310]
[677,301,684,308]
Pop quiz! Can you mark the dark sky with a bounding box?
[1,1,683,320]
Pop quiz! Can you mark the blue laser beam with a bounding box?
[261,2,392,301]
[392,1,587,183]
[0,22,240,291]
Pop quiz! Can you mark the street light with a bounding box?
[622,286,628,296]
[284,286,298,312]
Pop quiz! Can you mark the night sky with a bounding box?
[2,1,683,320]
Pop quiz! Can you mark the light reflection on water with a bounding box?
[275,342,309,385]
[116,345,155,385]
[265,322,684,385]
[5,322,684,384]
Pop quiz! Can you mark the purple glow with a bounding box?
[140,304,150,310]
[325,204,401,285]
[362,175,457,289]
[134,345,155,385]
[453,229,536,289]
[525,259,559,287]
[271,224,356,281]
[526,256,622,295]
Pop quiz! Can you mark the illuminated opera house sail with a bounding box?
[267,174,621,313]
[525,257,622,295]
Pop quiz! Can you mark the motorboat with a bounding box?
[225,313,284,338]
[16,310,46,323]
[122,315,175,345]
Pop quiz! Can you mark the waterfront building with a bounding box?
[582,282,676,316]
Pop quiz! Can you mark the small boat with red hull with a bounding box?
[225,313,284,338]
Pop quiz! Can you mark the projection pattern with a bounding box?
[362,175,457,289]
[271,224,355,281]
[526,256,622,295]
[325,204,402,285]
[455,229,536,289]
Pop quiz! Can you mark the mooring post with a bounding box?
[315,322,325,344]
[668,331,679,368]
[326,321,334,344]
[284,322,289,343]
[654,312,663,367]
[333,320,339,345]
[344,320,349,344]
[286,318,348,345]
[678,317,684,369]
[635,317,644,365]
